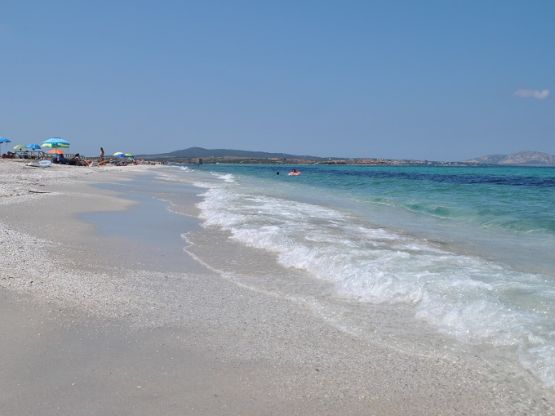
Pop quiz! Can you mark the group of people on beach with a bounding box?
[2,145,151,167]
[54,147,140,167]
[51,153,91,166]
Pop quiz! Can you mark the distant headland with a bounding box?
[465,151,555,166]
[140,147,555,166]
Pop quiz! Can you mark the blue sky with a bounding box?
[1,0,553,160]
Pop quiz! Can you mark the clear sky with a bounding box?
[1,0,553,160]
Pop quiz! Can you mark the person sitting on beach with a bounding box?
[71,153,92,166]
[70,154,85,166]
[53,154,68,164]
[68,153,79,165]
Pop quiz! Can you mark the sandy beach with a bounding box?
[0,160,553,416]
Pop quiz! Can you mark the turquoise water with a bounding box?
[204,164,554,234]
[199,164,555,273]
[177,164,555,388]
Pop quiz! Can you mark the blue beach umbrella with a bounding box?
[0,137,12,154]
[27,143,42,157]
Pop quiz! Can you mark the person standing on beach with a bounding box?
[99,147,105,164]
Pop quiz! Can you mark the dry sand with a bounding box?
[0,160,553,415]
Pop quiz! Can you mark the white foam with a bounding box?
[191,173,555,388]
[211,172,235,183]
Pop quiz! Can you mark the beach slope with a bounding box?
[0,161,552,415]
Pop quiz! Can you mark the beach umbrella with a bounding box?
[47,149,64,154]
[41,142,69,149]
[27,143,42,157]
[13,144,25,151]
[113,152,125,157]
[0,137,12,154]
[124,152,134,158]
[42,137,70,150]
[43,137,70,146]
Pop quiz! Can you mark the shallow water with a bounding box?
[166,164,555,390]
[80,175,204,273]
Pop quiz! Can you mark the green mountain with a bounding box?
[143,146,324,160]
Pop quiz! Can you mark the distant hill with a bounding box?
[143,146,324,161]
[141,147,555,166]
[466,151,555,166]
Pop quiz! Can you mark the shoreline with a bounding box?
[0,160,553,415]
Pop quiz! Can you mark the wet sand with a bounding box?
[0,161,553,415]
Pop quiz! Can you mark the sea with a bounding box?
[166,164,555,390]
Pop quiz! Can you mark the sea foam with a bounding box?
[192,171,555,388]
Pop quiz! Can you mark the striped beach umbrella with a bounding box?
[42,137,70,149]
[41,142,70,149]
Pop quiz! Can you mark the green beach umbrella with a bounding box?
[13,144,25,151]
